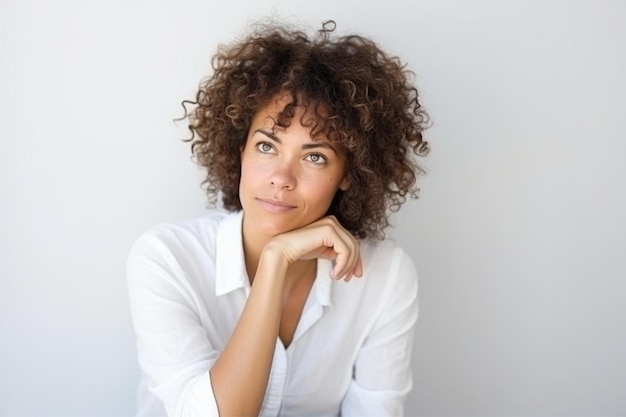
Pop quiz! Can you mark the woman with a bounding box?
[127,20,429,417]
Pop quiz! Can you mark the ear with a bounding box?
[339,176,350,191]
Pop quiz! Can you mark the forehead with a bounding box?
[251,93,333,140]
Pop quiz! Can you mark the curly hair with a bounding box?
[181,20,429,240]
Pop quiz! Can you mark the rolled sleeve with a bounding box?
[341,248,419,417]
[177,373,220,417]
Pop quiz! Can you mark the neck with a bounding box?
[241,229,269,284]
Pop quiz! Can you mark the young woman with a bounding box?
[127,20,429,417]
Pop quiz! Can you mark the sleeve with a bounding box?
[126,232,220,417]
[341,248,419,417]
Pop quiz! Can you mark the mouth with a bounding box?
[255,197,297,213]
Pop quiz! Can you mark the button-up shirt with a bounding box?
[127,210,418,417]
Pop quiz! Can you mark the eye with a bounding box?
[304,153,327,165]
[256,142,275,154]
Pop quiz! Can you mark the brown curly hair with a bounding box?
[181,20,429,240]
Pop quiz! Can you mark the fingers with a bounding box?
[269,215,363,282]
[346,257,363,282]
[317,216,362,282]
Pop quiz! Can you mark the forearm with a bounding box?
[209,250,287,417]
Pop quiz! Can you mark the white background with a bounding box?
[1,0,625,415]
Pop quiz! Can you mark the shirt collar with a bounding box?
[214,209,334,308]
[215,210,249,296]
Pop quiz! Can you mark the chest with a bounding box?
[261,317,359,417]
[279,278,314,348]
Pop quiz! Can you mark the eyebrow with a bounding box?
[255,129,338,154]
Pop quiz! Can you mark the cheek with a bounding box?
[308,178,342,201]
[240,158,271,189]
[239,157,254,191]
[240,151,258,176]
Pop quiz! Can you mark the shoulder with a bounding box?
[126,210,235,276]
[135,209,227,243]
[356,239,418,303]
[327,239,417,331]
[126,210,240,300]
[360,239,417,283]
[129,210,227,255]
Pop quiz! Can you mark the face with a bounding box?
[239,95,350,240]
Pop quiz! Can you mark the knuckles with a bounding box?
[318,223,336,236]
[324,215,338,223]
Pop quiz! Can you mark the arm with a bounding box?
[127,231,222,417]
[128,217,361,416]
[208,247,288,416]
[210,215,362,416]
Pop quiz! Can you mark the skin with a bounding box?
[209,94,363,417]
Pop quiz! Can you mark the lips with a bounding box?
[255,197,297,213]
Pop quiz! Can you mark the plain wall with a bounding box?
[1,0,625,415]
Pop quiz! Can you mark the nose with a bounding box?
[269,161,296,190]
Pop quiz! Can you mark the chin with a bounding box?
[243,203,322,237]
[261,220,301,237]
[245,213,294,237]
[262,214,326,237]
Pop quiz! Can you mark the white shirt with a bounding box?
[127,210,418,417]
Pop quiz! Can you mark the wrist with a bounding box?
[260,238,290,265]
[256,241,289,284]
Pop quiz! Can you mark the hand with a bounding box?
[263,216,363,282]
